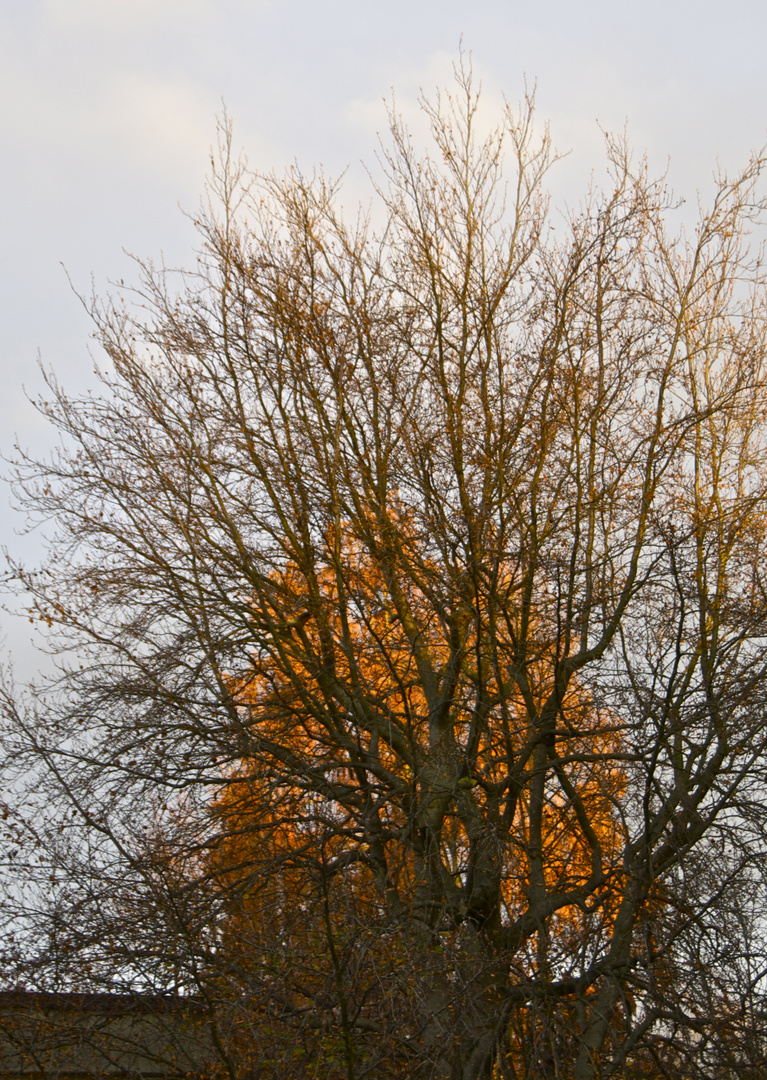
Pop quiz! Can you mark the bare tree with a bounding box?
[4,60,767,1079]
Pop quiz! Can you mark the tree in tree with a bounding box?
[4,60,767,1079]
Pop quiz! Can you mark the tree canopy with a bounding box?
[4,63,767,1079]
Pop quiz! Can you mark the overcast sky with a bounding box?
[3,0,767,675]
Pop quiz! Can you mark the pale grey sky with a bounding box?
[3,0,767,674]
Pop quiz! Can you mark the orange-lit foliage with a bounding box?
[206,546,630,1076]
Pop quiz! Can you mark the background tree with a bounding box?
[4,61,767,1079]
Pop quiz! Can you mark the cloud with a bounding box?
[89,70,213,181]
[344,47,538,156]
[0,22,216,197]
[40,0,212,33]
